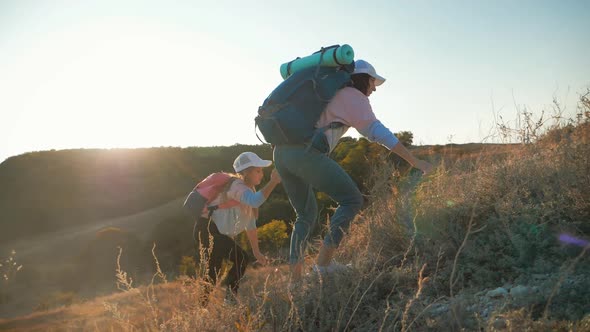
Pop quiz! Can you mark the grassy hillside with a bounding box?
[0,141,517,321]
[1,118,588,330]
[1,94,588,329]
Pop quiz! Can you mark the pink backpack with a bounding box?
[183,172,241,218]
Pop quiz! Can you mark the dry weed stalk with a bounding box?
[378,299,400,332]
[449,202,486,298]
[399,213,418,270]
[102,301,133,330]
[283,288,302,332]
[112,244,169,330]
[115,246,135,292]
[343,261,388,331]
[446,202,486,331]
[401,263,429,332]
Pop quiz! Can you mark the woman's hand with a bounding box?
[414,159,433,175]
[390,142,434,176]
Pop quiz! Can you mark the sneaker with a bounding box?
[223,288,239,306]
[287,278,303,293]
[223,296,238,306]
[311,261,351,275]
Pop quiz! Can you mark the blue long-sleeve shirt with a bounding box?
[317,87,400,152]
[208,179,267,238]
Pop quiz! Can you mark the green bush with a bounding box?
[178,255,197,278]
[0,250,21,284]
[257,219,289,252]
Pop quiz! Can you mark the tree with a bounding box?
[395,131,414,147]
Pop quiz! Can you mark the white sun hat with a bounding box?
[233,152,272,173]
[353,59,386,86]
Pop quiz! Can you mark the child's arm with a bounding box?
[260,169,282,199]
[246,228,267,265]
[239,169,282,208]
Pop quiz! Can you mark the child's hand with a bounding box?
[254,252,268,265]
[270,169,282,184]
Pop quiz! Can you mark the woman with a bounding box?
[194,151,281,302]
[273,59,433,281]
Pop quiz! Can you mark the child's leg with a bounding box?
[193,218,220,306]
[205,222,230,285]
[195,240,225,307]
[225,241,250,294]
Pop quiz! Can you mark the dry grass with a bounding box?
[1,99,589,331]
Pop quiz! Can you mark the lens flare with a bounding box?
[559,234,590,248]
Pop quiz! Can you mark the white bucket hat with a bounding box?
[353,59,386,86]
[233,152,272,173]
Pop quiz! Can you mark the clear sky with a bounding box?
[1,0,588,162]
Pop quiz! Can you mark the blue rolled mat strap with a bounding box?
[280,44,354,79]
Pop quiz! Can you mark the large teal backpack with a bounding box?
[255,46,354,153]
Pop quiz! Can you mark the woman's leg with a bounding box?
[287,184,316,281]
[274,147,319,266]
[275,145,363,269]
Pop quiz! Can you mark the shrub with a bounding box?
[257,219,289,252]
[178,255,197,278]
[1,250,22,284]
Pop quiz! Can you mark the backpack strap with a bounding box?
[207,205,219,219]
[205,200,240,218]
[313,46,347,102]
[256,104,290,145]
[285,57,301,78]
[206,177,240,217]
[307,122,345,154]
[313,47,327,81]
[313,45,342,66]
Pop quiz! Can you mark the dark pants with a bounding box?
[193,217,250,296]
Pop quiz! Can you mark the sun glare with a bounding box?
[4,17,271,154]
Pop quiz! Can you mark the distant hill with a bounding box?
[0,142,516,245]
[0,145,273,243]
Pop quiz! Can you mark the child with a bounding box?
[194,151,281,303]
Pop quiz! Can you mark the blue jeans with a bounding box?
[274,145,363,264]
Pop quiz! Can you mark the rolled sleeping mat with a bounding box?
[280,44,354,79]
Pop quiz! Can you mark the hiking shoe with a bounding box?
[311,264,330,274]
[223,296,238,306]
[310,262,352,275]
[287,275,305,291]
[223,288,239,306]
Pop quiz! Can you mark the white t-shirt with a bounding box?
[208,179,257,238]
[317,86,398,152]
